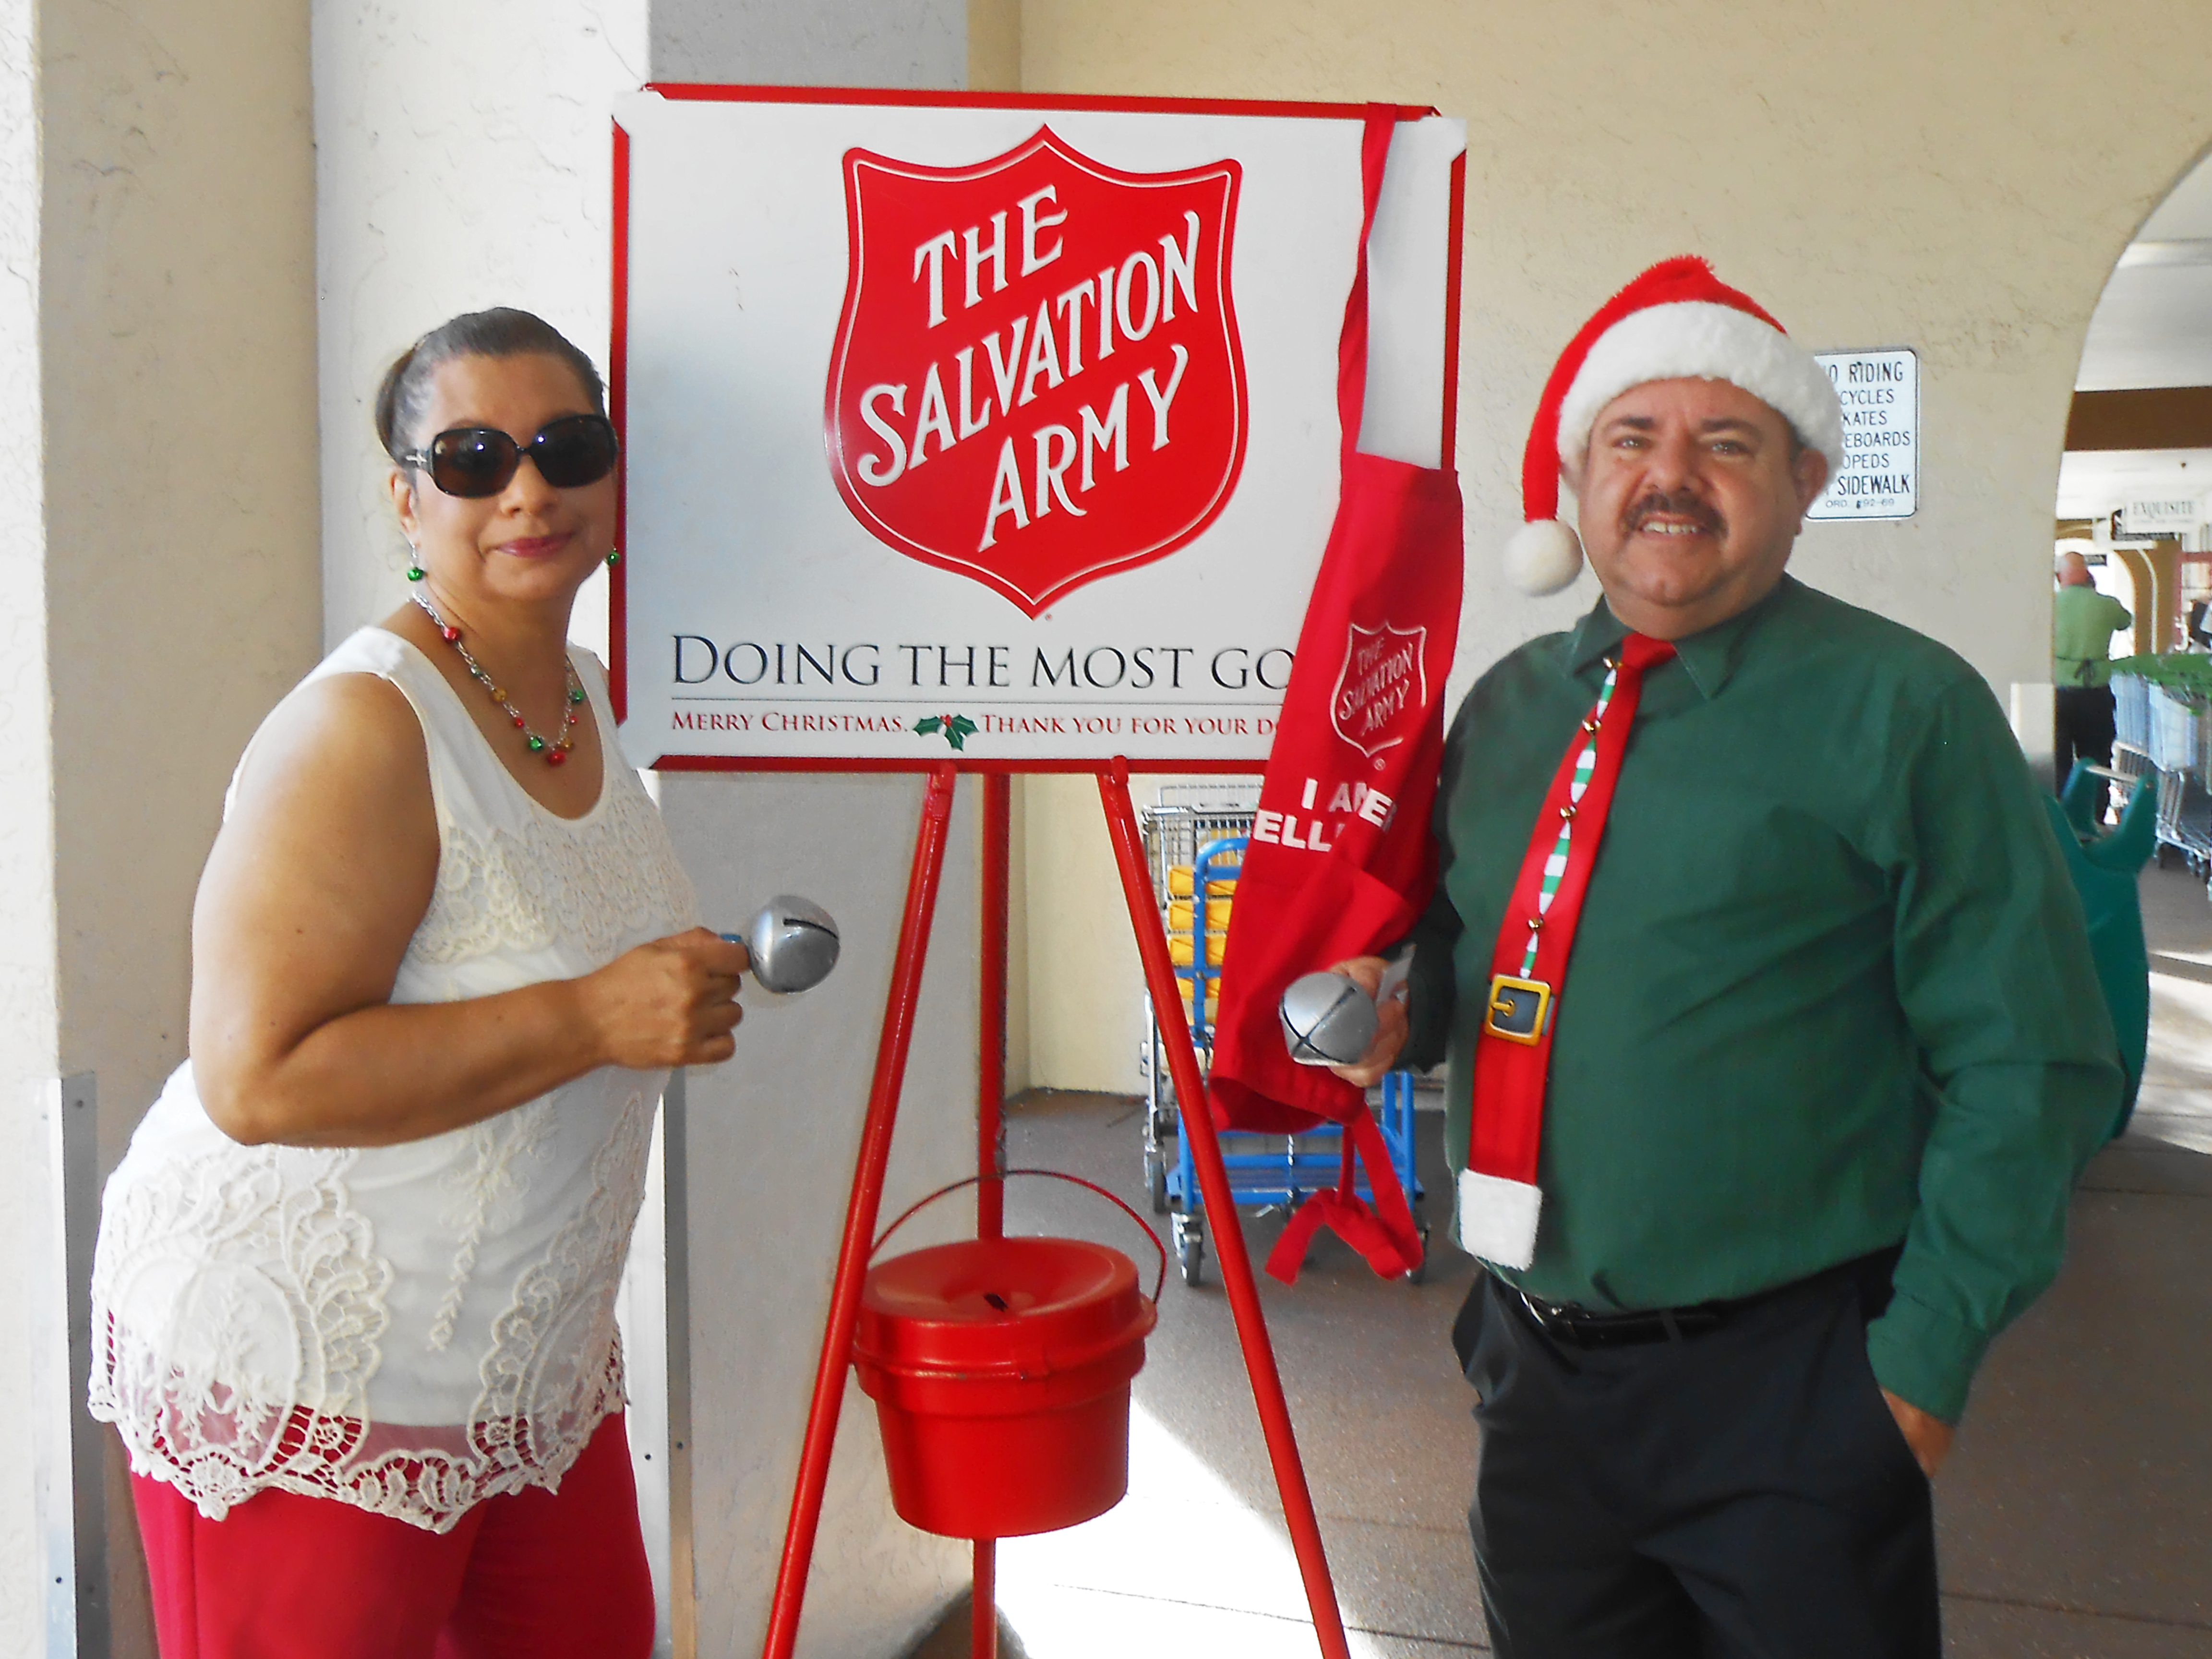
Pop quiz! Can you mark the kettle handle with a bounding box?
[870,1168,1168,1307]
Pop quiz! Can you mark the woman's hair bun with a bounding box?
[375,308,606,464]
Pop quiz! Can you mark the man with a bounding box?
[1334,258,2120,1658]
[2052,549,2133,794]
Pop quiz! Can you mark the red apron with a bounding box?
[1205,107,1464,1283]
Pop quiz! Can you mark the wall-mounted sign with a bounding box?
[1806,349,1917,521]
[611,88,1465,769]
[2111,496,2200,543]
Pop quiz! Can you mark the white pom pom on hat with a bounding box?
[1506,257,1845,596]
[1504,518,1586,597]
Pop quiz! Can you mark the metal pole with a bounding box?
[35,1072,109,1659]
[1095,761,1353,1659]
[661,1070,697,1659]
[761,765,961,1659]
[978,771,1010,1241]
[970,1540,998,1659]
[973,770,1010,1659]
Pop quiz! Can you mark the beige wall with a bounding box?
[0,0,321,1650]
[1012,0,2212,1093]
[967,0,1020,92]
[1021,775,1146,1093]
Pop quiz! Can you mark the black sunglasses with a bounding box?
[401,413,621,498]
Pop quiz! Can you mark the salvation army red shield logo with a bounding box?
[826,128,1246,616]
[1330,620,1429,759]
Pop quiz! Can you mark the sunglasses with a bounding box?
[401,413,621,498]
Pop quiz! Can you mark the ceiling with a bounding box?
[2055,447,2212,518]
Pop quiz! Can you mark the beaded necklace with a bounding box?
[409,590,585,766]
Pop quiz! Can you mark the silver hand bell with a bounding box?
[1280,971,1379,1066]
[722,895,841,994]
[1279,955,1410,1067]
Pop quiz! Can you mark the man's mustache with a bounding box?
[1622,491,1723,537]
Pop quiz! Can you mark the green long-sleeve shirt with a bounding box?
[2051,584,2133,688]
[1403,576,2121,1421]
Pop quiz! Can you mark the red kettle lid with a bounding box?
[855,1236,1156,1379]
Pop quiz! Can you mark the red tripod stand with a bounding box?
[758,760,1352,1659]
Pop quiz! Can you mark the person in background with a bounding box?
[2053,550,2134,795]
[88,308,746,1659]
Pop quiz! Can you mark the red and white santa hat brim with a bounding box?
[1504,258,1845,596]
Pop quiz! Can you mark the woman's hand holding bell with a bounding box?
[578,927,750,1070]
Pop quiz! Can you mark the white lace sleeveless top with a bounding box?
[88,627,697,1532]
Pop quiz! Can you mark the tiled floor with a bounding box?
[2135,859,2212,1155]
[930,862,2212,1657]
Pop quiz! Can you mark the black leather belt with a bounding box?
[1503,1246,1903,1351]
[1509,1288,1731,1347]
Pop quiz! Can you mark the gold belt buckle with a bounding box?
[1484,974,1551,1045]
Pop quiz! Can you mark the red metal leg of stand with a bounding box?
[973,772,1010,1659]
[971,1540,997,1659]
[761,765,960,1659]
[978,771,1009,1243]
[1096,761,1353,1659]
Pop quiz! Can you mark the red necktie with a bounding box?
[1457,631,1676,1268]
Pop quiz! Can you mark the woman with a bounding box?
[88,308,742,1659]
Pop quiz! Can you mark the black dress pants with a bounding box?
[1453,1259,1939,1659]
[2053,683,2116,796]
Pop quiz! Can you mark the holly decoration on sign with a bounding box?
[914,713,977,751]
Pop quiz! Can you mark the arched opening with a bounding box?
[2064,146,2212,662]
[2063,146,2212,1161]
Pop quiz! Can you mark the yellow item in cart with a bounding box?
[1167,931,1229,967]
[1167,897,1233,932]
[1166,866,1238,899]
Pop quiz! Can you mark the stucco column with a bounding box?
[640,13,986,1659]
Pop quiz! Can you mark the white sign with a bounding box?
[612,89,1466,768]
[2112,497,2200,542]
[1807,349,1917,520]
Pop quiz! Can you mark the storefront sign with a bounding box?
[2111,496,2200,542]
[1807,349,1917,520]
[612,89,1465,768]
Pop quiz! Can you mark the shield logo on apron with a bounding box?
[1329,619,1431,761]
[826,127,1247,616]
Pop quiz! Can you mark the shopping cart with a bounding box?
[2113,672,2151,757]
[2108,672,2153,810]
[2142,679,2212,871]
[1136,787,1257,1215]
[1138,788,1429,1289]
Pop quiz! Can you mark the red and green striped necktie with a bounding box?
[1456,630,1677,1268]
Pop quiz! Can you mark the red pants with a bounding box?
[131,1410,655,1659]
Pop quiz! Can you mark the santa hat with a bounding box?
[1503,257,1846,596]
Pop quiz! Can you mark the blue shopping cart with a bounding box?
[1137,798,1428,1288]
